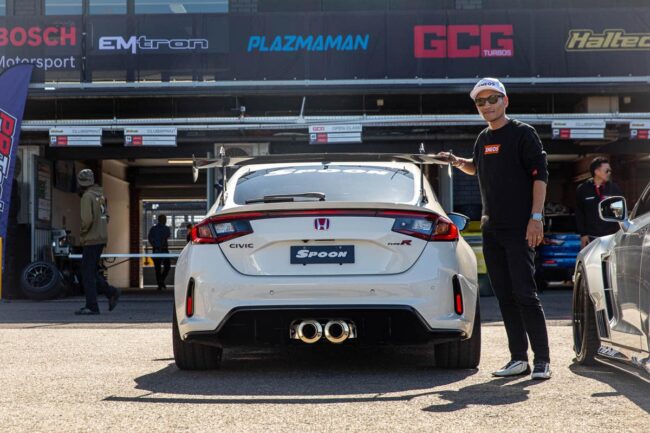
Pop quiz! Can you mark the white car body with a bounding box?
[173,157,479,369]
[573,182,650,382]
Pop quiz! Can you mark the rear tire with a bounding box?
[572,266,599,365]
[20,261,63,301]
[435,299,481,369]
[173,309,222,370]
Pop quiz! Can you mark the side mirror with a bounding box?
[448,212,470,231]
[599,196,627,223]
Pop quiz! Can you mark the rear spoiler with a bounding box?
[192,147,449,182]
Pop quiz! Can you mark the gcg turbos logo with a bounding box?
[414,24,513,58]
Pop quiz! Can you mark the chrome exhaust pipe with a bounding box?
[324,320,351,344]
[295,320,323,344]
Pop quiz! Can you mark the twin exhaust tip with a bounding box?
[291,319,357,344]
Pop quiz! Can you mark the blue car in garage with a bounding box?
[535,214,581,291]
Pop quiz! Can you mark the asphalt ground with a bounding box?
[0,290,648,433]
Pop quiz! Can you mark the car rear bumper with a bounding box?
[174,242,478,341]
[184,305,468,347]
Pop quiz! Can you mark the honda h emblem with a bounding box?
[314,218,330,231]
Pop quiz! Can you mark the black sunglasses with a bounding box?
[474,94,504,106]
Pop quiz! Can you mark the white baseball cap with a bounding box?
[470,77,507,100]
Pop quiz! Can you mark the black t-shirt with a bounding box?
[575,179,623,237]
[473,119,549,231]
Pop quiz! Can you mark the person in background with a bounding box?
[148,214,171,290]
[75,169,120,315]
[186,223,193,243]
[576,157,623,248]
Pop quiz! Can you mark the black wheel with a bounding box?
[172,309,222,370]
[20,261,63,301]
[435,299,481,369]
[572,266,600,365]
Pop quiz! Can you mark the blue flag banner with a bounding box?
[0,65,33,239]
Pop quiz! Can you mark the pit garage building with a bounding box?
[2,0,650,296]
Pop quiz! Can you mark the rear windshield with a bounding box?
[233,164,416,204]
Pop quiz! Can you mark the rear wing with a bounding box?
[192,148,449,182]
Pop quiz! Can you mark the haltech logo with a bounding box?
[566,29,650,51]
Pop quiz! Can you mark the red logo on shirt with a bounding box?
[484,144,501,155]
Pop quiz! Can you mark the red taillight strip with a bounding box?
[192,209,458,243]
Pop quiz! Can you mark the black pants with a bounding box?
[482,229,550,364]
[81,244,116,311]
[153,249,170,289]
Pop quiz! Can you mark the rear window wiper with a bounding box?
[245,192,326,204]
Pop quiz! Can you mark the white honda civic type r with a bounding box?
[173,154,480,370]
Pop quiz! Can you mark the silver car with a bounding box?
[573,182,650,382]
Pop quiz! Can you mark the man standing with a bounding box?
[75,169,120,315]
[438,78,552,380]
[148,214,171,290]
[576,157,623,248]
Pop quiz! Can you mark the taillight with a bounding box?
[186,279,195,317]
[191,214,257,244]
[388,212,459,242]
[452,275,464,315]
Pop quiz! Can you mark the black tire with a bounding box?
[172,309,222,370]
[572,266,600,365]
[435,299,481,369]
[20,261,63,301]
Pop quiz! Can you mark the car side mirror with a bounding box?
[599,196,627,223]
[448,212,470,231]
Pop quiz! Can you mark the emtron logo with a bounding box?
[99,35,209,54]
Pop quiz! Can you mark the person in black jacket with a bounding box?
[437,77,552,380]
[148,214,171,290]
[576,157,623,248]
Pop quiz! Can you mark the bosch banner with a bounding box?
[0,65,32,240]
[2,9,650,84]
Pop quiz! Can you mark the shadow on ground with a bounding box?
[569,362,650,414]
[103,345,544,410]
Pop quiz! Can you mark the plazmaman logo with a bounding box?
[566,29,650,50]
[247,34,369,52]
[99,35,208,54]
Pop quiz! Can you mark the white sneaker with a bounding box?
[492,360,530,377]
[531,362,552,380]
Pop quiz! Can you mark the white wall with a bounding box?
[102,173,130,288]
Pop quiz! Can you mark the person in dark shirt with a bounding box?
[148,214,171,290]
[436,77,551,380]
[576,157,623,248]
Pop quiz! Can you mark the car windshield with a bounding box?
[233,164,416,204]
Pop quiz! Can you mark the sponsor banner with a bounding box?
[124,127,177,147]
[49,127,102,147]
[309,124,362,144]
[552,120,606,140]
[0,17,81,81]
[629,120,650,140]
[3,10,650,84]
[0,65,32,242]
